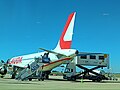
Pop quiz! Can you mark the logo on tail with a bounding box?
[54,12,76,50]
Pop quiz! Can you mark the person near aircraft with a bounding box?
[42,53,50,63]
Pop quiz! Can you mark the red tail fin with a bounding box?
[54,12,76,50]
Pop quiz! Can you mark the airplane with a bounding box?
[0,12,78,79]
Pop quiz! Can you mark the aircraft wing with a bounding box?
[39,48,67,58]
[39,48,102,59]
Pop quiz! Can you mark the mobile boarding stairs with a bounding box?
[16,57,50,81]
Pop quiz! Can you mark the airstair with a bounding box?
[16,58,44,81]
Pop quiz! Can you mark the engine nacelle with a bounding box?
[0,65,7,75]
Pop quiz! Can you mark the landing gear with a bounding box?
[29,78,32,81]
[11,66,18,79]
[44,71,51,79]
[45,74,49,79]
[12,74,16,79]
[38,78,44,81]
[41,77,44,81]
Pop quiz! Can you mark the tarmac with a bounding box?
[0,76,120,90]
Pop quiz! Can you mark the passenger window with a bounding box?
[99,56,104,60]
[90,55,96,59]
[81,55,87,59]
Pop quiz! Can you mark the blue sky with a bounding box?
[0,0,120,73]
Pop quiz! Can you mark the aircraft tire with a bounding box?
[41,78,44,81]
[11,74,15,79]
[29,78,32,81]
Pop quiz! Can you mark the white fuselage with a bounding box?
[8,49,76,71]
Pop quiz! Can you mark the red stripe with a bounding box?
[60,13,74,49]
[43,57,71,67]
